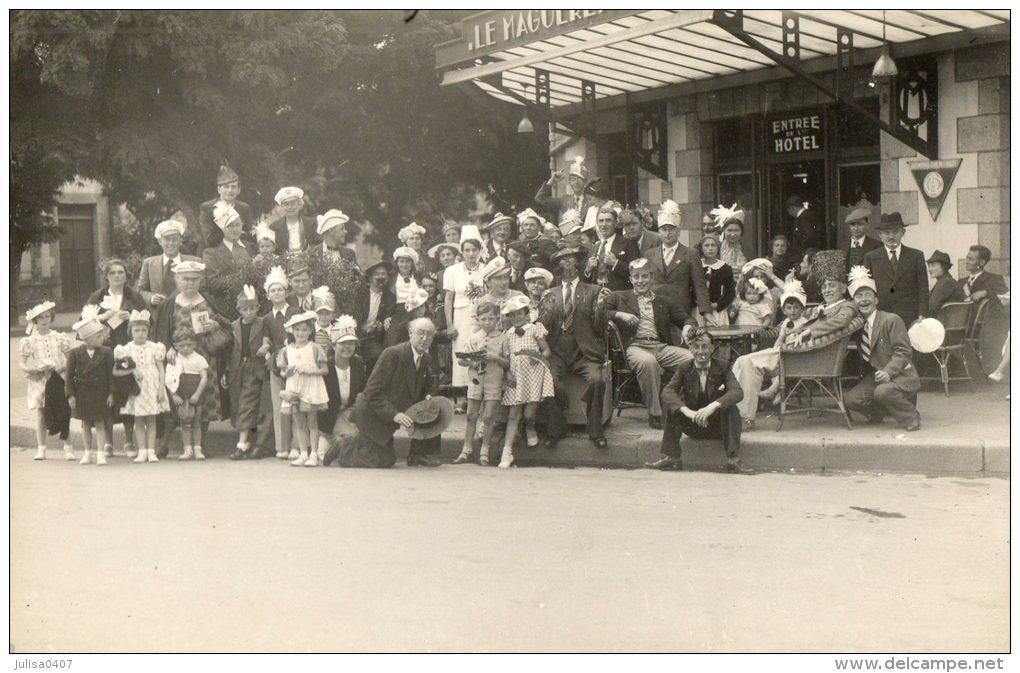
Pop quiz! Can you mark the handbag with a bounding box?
[198,323,233,357]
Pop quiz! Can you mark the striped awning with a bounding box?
[436,9,1010,107]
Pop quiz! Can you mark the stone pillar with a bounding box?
[670,95,714,247]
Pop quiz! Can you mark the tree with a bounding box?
[10,10,547,310]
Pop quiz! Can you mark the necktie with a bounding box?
[696,367,709,395]
[889,249,898,273]
[163,259,174,292]
[861,320,872,363]
[663,246,674,267]
[965,277,975,295]
[597,240,607,266]
[515,326,526,336]
[563,283,575,331]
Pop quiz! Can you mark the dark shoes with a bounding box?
[645,455,683,471]
[407,453,441,467]
[648,415,664,430]
[228,447,248,461]
[323,443,341,467]
[905,413,921,432]
[593,437,608,449]
[726,459,755,475]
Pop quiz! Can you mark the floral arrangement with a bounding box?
[291,250,366,318]
[464,280,486,301]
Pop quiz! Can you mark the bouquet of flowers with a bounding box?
[464,280,485,301]
[292,250,367,318]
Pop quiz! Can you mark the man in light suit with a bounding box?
[602,258,696,429]
[351,319,441,468]
[844,268,921,431]
[199,164,252,249]
[621,209,661,256]
[539,243,609,449]
[483,213,513,261]
[643,202,711,317]
[136,219,200,308]
[863,212,929,328]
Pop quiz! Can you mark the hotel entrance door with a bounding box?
[766,160,831,255]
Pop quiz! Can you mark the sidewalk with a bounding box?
[9,383,1010,477]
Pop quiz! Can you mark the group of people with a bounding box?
[19,159,1010,471]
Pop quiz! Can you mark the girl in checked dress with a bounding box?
[113,310,170,463]
[498,296,554,469]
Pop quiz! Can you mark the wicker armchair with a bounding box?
[776,334,854,430]
[921,301,973,395]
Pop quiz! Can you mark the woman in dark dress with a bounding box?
[926,250,965,316]
[87,257,147,457]
[151,260,232,457]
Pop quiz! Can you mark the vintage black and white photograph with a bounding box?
[8,7,1012,659]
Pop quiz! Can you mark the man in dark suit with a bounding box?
[602,258,696,429]
[962,244,1010,371]
[356,261,397,373]
[842,207,881,272]
[309,209,360,269]
[534,157,591,218]
[199,164,252,249]
[787,194,826,253]
[643,206,711,317]
[202,205,252,290]
[540,243,609,449]
[136,219,201,308]
[621,209,661,256]
[267,186,318,253]
[844,273,921,431]
[647,328,747,473]
[863,212,929,328]
[351,319,441,468]
[583,205,640,290]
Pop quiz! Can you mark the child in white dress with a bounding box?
[729,278,775,328]
[19,301,73,460]
[278,312,329,467]
[114,310,170,463]
[499,296,554,469]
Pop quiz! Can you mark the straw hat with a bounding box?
[404,396,455,440]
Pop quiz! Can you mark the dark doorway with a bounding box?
[58,204,97,308]
[606,132,636,206]
[767,160,829,252]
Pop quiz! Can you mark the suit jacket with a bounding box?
[843,235,882,271]
[65,345,114,400]
[584,235,641,291]
[136,254,202,306]
[267,214,319,253]
[199,199,252,249]
[318,355,367,432]
[864,245,929,327]
[801,299,862,339]
[202,241,252,286]
[962,271,1009,311]
[485,239,511,263]
[644,243,712,315]
[604,289,696,349]
[662,357,743,415]
[632,230,662,255]
[356,288,397,366]
[861,310,920,392]
[929,274,965,316]
[534,181,587,217]
[539,280,605,364]
[354,342,435,447]
[225,317,269,386]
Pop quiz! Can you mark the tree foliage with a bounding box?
[10,9,547,264]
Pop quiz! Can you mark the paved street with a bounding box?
[10,451,1008,653]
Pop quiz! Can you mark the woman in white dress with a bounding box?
[443,230,486,390]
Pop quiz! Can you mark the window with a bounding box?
[713,117,753,164]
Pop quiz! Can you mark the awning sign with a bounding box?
[768,113,824,154]
[909,158,962,222]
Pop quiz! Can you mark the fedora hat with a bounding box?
[875,212,907,231]
[404,396,455,440]
[926,250,953,270]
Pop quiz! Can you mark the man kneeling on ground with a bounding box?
[646,328,749,473]
[844,266,922,431]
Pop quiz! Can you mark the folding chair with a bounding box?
[776,335,854,431]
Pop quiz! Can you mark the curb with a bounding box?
[10,420,1007,478]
